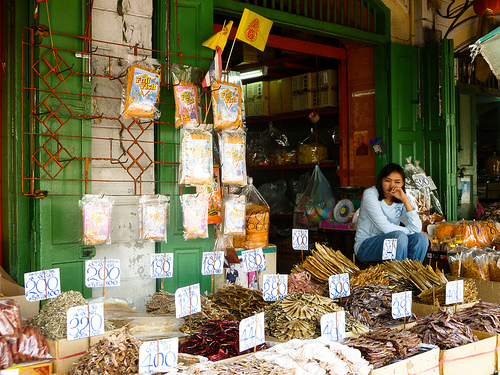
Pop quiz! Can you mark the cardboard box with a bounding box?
[242,44,275,63]
[370,344,439,375]
[281,77,292,113]
[317,69,339,108]
[269,80,282,115]
[1,360,53,375]
[0,268,39,320]
[412,301,477,318]
[245,81,269,117]
[439,330,496,375]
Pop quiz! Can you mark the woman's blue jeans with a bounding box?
[356,230,429,262]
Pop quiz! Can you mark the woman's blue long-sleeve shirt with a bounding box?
[354,187,422,254]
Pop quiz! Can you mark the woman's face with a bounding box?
[381,171,404,199]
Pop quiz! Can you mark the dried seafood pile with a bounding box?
[409,309,478,349]
[182,337,371,375]
[30,291,114,340]
[292,243,359,285]
[350,264,390,288]
[180,296,231,333]
[481,202,500,222]
[344,328,421,369]
[179,319,267,361]
[287,271,325,295]
[381,260,448,294]
[417,279,478,305]
[345,285,414,328]
[264,292,368,341]
[145,291,176,314]
[69,329,141,375]
[209,284,268,321]
[456,302,500,333]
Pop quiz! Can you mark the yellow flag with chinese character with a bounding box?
[235,9,273,52]
[202,21,233,52]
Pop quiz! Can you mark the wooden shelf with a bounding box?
[248,161,338,171]
[246,108,339,124]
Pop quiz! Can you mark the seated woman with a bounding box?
[354,163,429,262]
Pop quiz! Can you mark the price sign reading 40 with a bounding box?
[329,273,350,299]
[239,312,265,353]
[150,253,174,279]
[175,284,201,319]
[24,268,61,302]
[446,280,464,305]
[392,291,412,319]
[262,274,288,301]
[320,311,346,341]
[66,303,104,341]
[139,337,178,374]
[241,248,266,273]
[292,229,308,250]
[85,259,121,288]
[201,251,224,275]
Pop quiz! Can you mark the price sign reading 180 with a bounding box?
[150,253,174,279]
[24,268,61,302]
[201,251,224,275]
[241,248,266,273]
[85,259,121,288]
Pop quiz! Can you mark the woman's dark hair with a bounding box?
[375,163,406,202]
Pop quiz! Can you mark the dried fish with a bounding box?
[456,301,500,334]
[209,284,268,321]
[417,279,478,305]
[146,291,176,315]
[287,271,325,295]
[180,296,231,333]
[350,264,390,289]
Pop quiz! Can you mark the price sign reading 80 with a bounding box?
[66,303,104,341]
[391,291,412,319]
[329,273,350,299]
[139,337,178,374]
[321,311,346,341]
[382,239,397,260]
[24,268,61,302]
[262,274,288,301]
[241,248,266,273]
[292,229,308,250]
[150,253,174,279]
[201,251,224,275]
[175,284,201,319]
[445,280,464,305]
[85,259,121,288]
[239,312,265,352]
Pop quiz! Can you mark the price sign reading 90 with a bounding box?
[150,253,174,279]
[175,284,201,319]
[201,251,224,275]
[66,303,105,341]
[85,259,121,288]
[139,337,178,374]
[24,268,61,302]
[241,248,266,273]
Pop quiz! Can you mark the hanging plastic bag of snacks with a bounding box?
[121,56,161,118]
[179,125,213,186]
[79,195,114,245]
[180,194,209,240]
[197,165,222,224]
[211,80,242,130]
[222,194,246,237]
[297,127,328,164]
[434,221,456,242]
[171,64,200,128]
[219,129,247,186]
[138,195,169,242]
[214,233,240,264]
[241,177,270,249]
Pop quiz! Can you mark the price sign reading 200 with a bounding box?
[85,259,121,288]
[24,268,61,302]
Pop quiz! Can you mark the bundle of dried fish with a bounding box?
[480,201,500,222]
[287,271,325,295]
[350,264,390,289]
[209,284,268,321]
[409,309,478,349]
[145,291,176,314]
[180,296,231,333]
[344,328,421,369]
[292,243,359,285]
[179,319,268,361]
[417,279,478,305]
[29,291,114,340]
[69,328,140,375]
[264,292,368,341]
[456,301,500,333]
[345,285,415,328]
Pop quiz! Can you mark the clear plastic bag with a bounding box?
[435,221,456,242]
[0,337,12,369]
[171,64,200,128]
[211,80,242,130]
[79,195,114,245]
[241,178,270,249]
[488,250,500,281]
[139,195,169,242]
[219,129,247,186]
[13,326,50,363]
[121,56,161,119]
[258,180,291,215]
[196,165,222,224]
[0,299,22,342]
[180,194,208,240]
[297,127,328,164]
[179,125,213,186]
[222,194,246,237]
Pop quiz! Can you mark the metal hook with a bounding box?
[109,71,127,81]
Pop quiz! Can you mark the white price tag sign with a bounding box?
[201,251,224,275]
[239,312,265,352]
[85,259,121,288]
[262,274,288,301]
[241,248,266,272]
[139,338,178,374]
[392,291,412,319]
[445,280,464,305]
[24,268,61,302]
[0,369,20,375]
[412,173,431,189]
[150,253,174,279]
[175,284,201,319]
[320,311,346,341]
[292,229,308,250]
[382,239,397,260]
[66,303,105,341]
[329,273,350,298]
[426,176,437,190]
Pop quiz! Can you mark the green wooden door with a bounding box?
[154,0,214,293]
[33,1,93,297]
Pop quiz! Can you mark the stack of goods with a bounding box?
[409,309,478,349]
[247,124,296,166]
[349,264,390,288]
[448,247,491,280]
[418,279,478,305]
[456,302,500,333]
[264,293,369,341]
[292,243,359,285]
[145,291,176,315]
[287,271,325,295]
[344,328,421,369]
[209,284,268,321]
[179,319,268,361]
[434,220,499,250]
[480,201,500,222]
